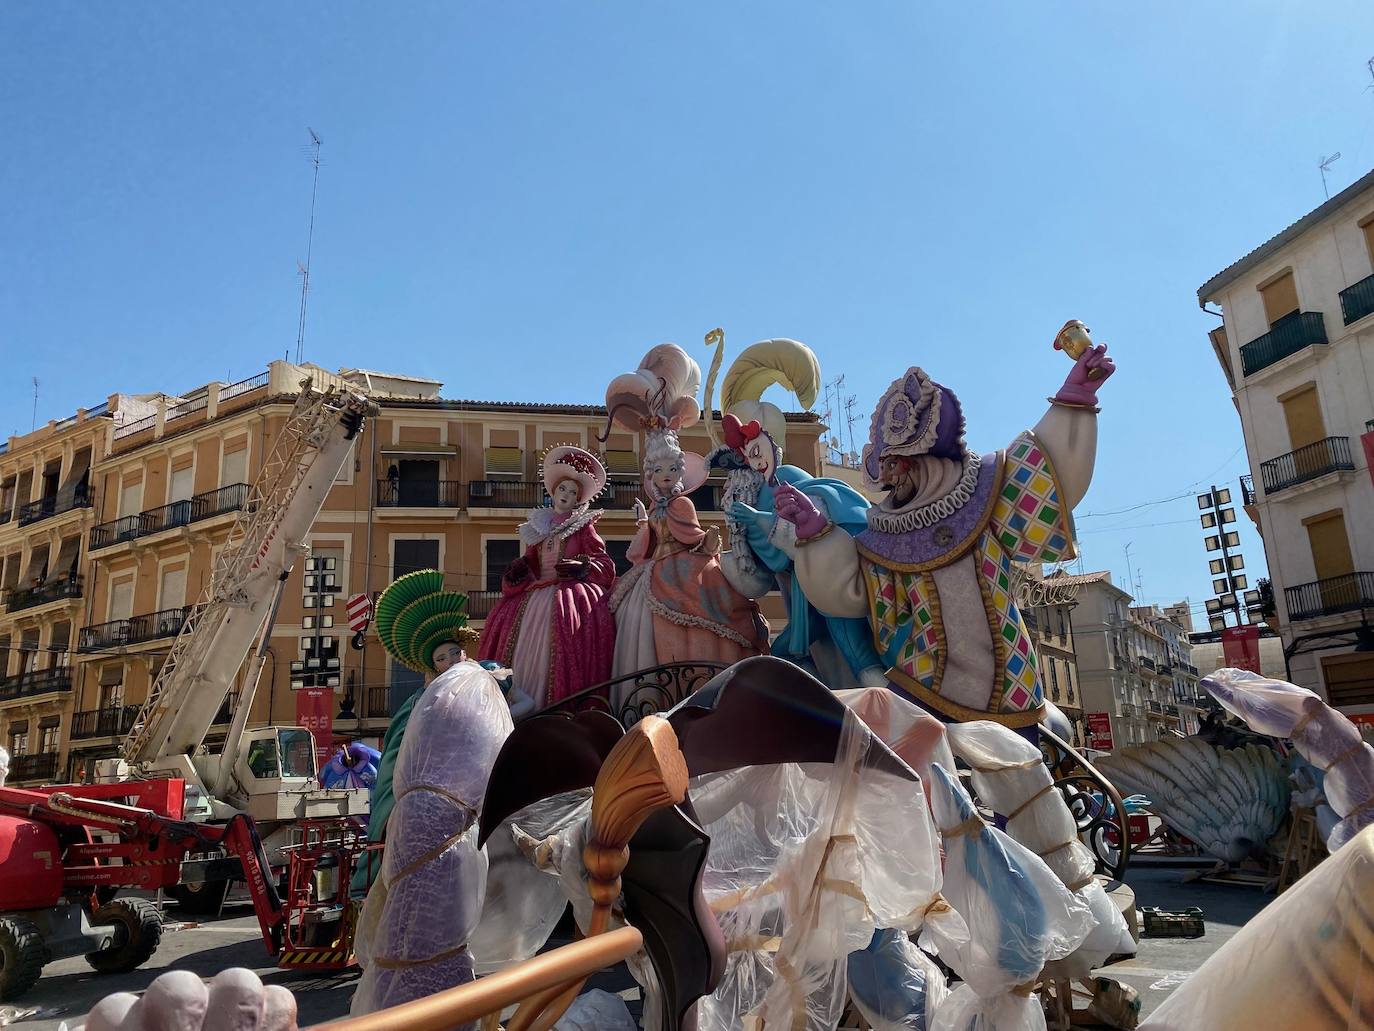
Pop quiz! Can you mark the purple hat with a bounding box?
[861,368,967,488]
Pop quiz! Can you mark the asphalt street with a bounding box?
[5,866,1272,1030]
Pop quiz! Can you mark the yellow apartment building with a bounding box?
[17,360,821,784]
[0,403,111,784]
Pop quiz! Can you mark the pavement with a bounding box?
[5,865,1272,1030]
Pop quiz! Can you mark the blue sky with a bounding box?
[4,2,1374,623]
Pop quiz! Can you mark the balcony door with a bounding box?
[1281,385,1329,480]
[1321,653,1374,709]
[1305,510,1356,612]
[1260,270,1299,326]
[159,565,187,612]
[397,460,439,507]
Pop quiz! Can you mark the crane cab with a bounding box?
[229,728,368,824]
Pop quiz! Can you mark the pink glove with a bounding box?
[773,482,829,540]
[1053,343,1116,406]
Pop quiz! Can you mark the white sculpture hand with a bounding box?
[632,498,648,523]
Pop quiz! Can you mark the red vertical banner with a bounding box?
[1362,430,1374,490]
[1086,712,1114,751]
[296,688,335,770]
[1221,626,1262,673]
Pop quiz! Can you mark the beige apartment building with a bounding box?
[1198,167,1374,717]
[2,360,822,784]
[0,405,112,784]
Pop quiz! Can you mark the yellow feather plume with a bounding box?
[721,338,821,412]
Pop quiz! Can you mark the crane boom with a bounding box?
[122,383,372,767]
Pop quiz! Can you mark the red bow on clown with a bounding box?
[722,413,764,451]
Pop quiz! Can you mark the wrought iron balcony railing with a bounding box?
[17,483,93,527]
[10,752,58,783]
[1259,437,1354,494]
[365,685,390,719]
[467,590,501,620]
[1339,272,1374,326]
[376,479,464,508]
[90,483,249,550]
[218,372,269,403]
[0,666,73,702]
[71,705,142,739]
[1284,572,1374,622]
[5,574,83,613]
[78,606,191,653]
[467,480,546,509]
[1239,311,1328,376]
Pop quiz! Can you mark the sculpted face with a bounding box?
[879,454,918,506]
[743,437,775,480]
[650,459,682,497]
[551,478,581,513]
[431,641,464,673]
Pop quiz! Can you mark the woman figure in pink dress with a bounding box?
[478,446,616,709]
[603,344,770,684]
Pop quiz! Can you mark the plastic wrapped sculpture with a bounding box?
[773,330,1115,731]
[846,928,949,1031]
[923,763,1093,1031]
[701,330,884,687]
[350,661,514,1017]
[946,721,1135,976]
[1203,667,1374,850]
[603,344,770,680]
[1095,737,1290,865]
[478,445,617,709]
[1140,822,1374,1030]
[319,741,381,790]
[350,570,491,896]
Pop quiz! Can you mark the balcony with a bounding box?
[1340,272,1374,326]
[1240,474,1256,507]
[467,590,501,620]
[1284,572,1374,622]
[0,666,73,702]
[1138,656,1157,673]
[5,574,83,613]
[71,705,141,740]
[17,483,93,527]
[467,480,546,509]
[90,483,249,550]
[375,479,463,509]
[10,752,58,783]
[365,685,390,719]
[78,606,191,653]
[1145,700,1167,717]
[1239,312,1328,377]
[1256,578,1277,619]
[1260,437,1354,495]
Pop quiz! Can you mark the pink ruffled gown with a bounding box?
[478,508,616,709]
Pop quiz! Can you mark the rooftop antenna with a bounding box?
[294,128,322,365]
[1319,152,1341,199]
[31,377,38,432]
[1366,55,1374,90]
[842,391,862,463]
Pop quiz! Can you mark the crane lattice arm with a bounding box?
[122,382,372,767]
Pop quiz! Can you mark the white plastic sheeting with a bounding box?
[846,928,949,1031]
[689,706,944,1031]
[1141,822,1374,1030]
[351,662,513,1019]
[1204,667,1374,850]
[922,764,1093,1031]
[946,721,1134,975]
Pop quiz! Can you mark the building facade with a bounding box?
[0,406,112,784]
[2,360,824,784]
[1198,169,1374,719]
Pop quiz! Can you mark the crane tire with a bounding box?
[86,898,163,974]
[0,917,45,1001]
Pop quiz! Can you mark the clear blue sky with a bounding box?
[4,2,1374,624]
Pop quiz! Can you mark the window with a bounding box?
[1047,659,1060,701]
[109,579,135,622]
[221,443,249,488]
[393,539,439,581]
[169,461,195,505]
[158,565,187,611]
[484,446,523,479]
[1362,214,1374,264]
[118,479,143,520]
[278,729,316,778]
[485,539,521,591]
[1279,384,1326,452]
[1259,270,1299,326]
[1321,654,1374,709]
[9,722,28,756]
[39,721,59,754]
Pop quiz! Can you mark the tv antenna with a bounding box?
[31,377,38,432]
[1319,152,1341,199]
[842,394,862,463]
[294,128,323,365]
